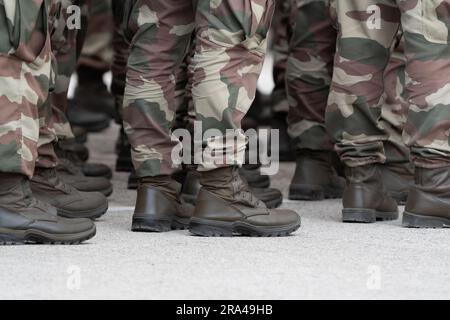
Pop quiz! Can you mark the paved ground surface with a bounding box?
[1,123,449,300]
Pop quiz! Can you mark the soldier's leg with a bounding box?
[29,0,110,221]
[0,0,95,245]
[123,0,194,179]
[399,0,450,228]
[286,0,345,201]
[188,0,301,237]
[75,0,115,120]
[272,0,291,112]
[36,0,80,171]
[192,0,275,171]
[326,0,400,223]
[382,32,410,165]
[122,0,196,232]
[0,0,51,178]
[267,0,296,161]
[379,31,414,204]
[65,0,112,133]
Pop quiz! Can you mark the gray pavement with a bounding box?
[1,124,449,300]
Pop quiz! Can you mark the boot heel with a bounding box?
[342,208,376,223]
[402,212,450,229]
[131,217,172,232]
[189,219,234,237]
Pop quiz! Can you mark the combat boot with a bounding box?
[67,99,111,133]
[72,125,88,144]
[30,168,108,220]
[189,167,301,237]
[239,164,270,188]
[380,163,414,205]
[342,165,398,223]
[115,126,133,172]
[57,139,89,162]
[0,173,96,245]
[180,170,283,209]
[57,158,113,196]
[127,170,139,190]
[55,141,113,179]
[132,176,194,232]
[403,166,450,228]
[75,65,115,118]
[289,150,346,201]
[269,111,296,161]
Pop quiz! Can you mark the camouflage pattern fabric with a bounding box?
[79,0,112,71]
[271,0,291,113]
[122,0,274,178]
[286,0,337,152]
[380,31,411,165]
[111,0,130,123]
[326,0,450,169]
[287,0,410,165]
[36,0,91,171]
[0,0,95,176]
[0,0,53,177]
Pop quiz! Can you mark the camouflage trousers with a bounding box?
[51,0,90,141]
[122,0,275,178]
[271,0,291,113]
[0,0,53,177]
[0,0,90,177]
[326,0,450,168]
[78,0,113,71]
[288,0,410,165]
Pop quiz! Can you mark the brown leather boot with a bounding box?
[289,150,346,201]
[342,165,398,223]
[403,166,450,228]
[132,176,194,232]
[31,168,108,220]
[380,162,414,205]
[0,173,96,245]
[190,167,301,237]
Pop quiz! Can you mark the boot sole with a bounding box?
[289,185,343,201]
[132,216,190,233]
[189,217,301,237]
[402,212,450,228]
[0,226,96,245]
[57,202,109,220]
[342,208,399,223]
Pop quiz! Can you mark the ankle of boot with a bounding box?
[140,176,181,202]
[199,166,235,188]
[0,173,28,195]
